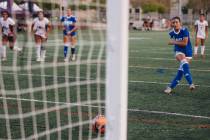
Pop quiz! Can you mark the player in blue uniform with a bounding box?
[60,9,78,62]
[164,16,195,94]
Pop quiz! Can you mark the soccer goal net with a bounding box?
[0,0,128,140]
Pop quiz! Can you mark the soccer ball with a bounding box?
[92,115,107,134]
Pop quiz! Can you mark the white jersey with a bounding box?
[195,20,208,39]
[0,17,15,36]
[33,17,49,38]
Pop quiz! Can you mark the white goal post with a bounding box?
[106,0,129,140]
[0,0,129,139]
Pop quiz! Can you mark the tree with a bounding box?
[130,0,170,13]
[187,0,210,13]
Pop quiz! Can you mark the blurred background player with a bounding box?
[164,16,195,94]
[60,8,78,62]
[31,11,51,62]
[194,11,208,59]
[0,11,17,61]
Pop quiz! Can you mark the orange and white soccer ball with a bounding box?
[92,115,107,134]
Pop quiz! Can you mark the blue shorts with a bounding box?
[63,30,76,36]
[174,47,192,58]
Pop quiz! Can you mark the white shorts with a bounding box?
[175,51,192,60]
[35,33,47,39]
[175,51,185,56]
[196,34,206,40]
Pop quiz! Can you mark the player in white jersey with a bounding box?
[194,13,208,59]
[0,11,16,61]
[31,11,51,62]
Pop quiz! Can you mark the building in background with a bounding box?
[170,0,189,19]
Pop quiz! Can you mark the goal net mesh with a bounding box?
[0,0,106,139]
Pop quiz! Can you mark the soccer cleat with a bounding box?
[40,52,46,62]
[40,58,45,62]
[71,54,76,61]
[189,84,195,91]
[41,50,46,60]
[13,46,22,52]
[36,58,41,62]
[2,57,7,61]
[193,54,198,59]
[64,57,68,62]
[164,87,172,94]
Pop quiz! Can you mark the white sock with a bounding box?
[0,47,2,57]
[194,46,198,55]
[41,50,46,59]
[36,44,41,59]
[13,45,21,51]
[201,46,205,55]
[2,45,6,58]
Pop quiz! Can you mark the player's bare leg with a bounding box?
[186,57,195,91]
[40,38,47,62]
[1,37,8,61]
[70,36,77,61]
[40,46,46,62]
[1,45,7,61]
[35,35,42,62]
[8,40,15,50]
[200,39,205,59]
[63,36,70,62]
[194,38,199,59]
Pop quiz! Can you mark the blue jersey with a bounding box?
[169,28,192,57]
[60,15,77,36]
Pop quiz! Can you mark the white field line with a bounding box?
[0,73,210,88]
[11,46,210,63]
[129,80,210,88]
[8,40,210,65]
[129,65,210,72]
[3,51,210,64]
[130,48,210,53]
[0,96,210,120]
[0,63,210,82]
[18,37,151,46]
[0,71,95,80]
[129,37,152,40]
[1,64,210,86]
[0,96,104,119]
[0,67,210,96]
[0,80,105,95]
[1,55,209,72]
[145,48,210,55]
[17,38,210,51]
[128,56,210,62]
[0,59,105,71]
[128,108,210,120]
[17,40,106,47]
[21,45,206,60]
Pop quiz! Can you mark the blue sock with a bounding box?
[64,46,68,58]
[181,61,193,85]
[170,69,183,89]
[71,47,76,55]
